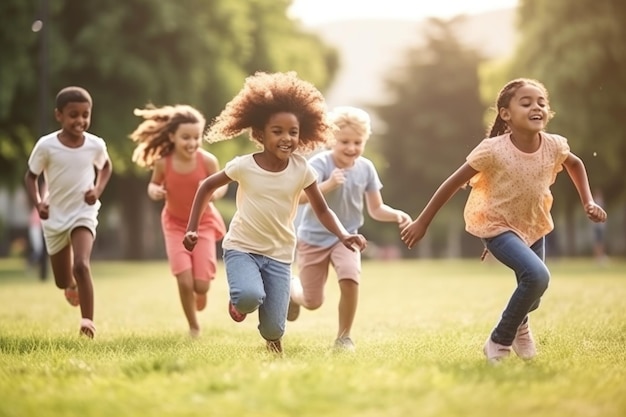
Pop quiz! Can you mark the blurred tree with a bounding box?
[510,0,626,254]
[0,0,338,258]
[372,17,486,257]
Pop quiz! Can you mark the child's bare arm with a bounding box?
[401,162,477,249]
[303,182,367,251]
[562,153,607,223]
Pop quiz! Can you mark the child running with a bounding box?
[24,86,112,338]
[130,104,226,338]
[183,72,367,355]
[289,106,412,352]
[400,78,607,363]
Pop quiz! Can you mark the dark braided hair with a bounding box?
[205,71,334,153]
[487,78,552,138]
[130,104,205,168]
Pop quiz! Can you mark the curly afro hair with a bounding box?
[205,72,334,153]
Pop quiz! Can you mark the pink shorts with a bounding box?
[162,211,220,280]
[296,240,361,286]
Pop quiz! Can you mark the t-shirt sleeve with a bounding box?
[365,159,383,192]
[224,156,241,181]
[303,162,318,189]
[308,154,327,184]
[551,134,570,170]
[94,137,110,170]
[27,138,47,175]
[466,139,493,172]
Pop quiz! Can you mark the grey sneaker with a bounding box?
[512,322,537,360]
[483,337,511,364]
[334,336,356,352]
[287,299,300,322]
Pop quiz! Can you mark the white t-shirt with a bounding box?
[27,131,109,233]
[222,153,317,263]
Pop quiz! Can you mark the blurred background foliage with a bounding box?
[0,0,624,259]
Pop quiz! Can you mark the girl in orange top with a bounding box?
[401,79,607,363]
[130,104,226,337]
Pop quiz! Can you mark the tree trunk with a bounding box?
[119,175,147,259]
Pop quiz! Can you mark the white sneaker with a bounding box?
[334,336,356,352]
[483,337,511,364]
[512,322,537,360]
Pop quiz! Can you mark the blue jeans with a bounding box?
[483,232,550,346]
[223,249,291,342]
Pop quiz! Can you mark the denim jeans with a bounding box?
[483,232,550,346]
[223,249,291,341]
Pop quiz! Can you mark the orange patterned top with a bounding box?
[464,132,569,245]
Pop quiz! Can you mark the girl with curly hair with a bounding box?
[183,72,367,355]
[130,104,226,338]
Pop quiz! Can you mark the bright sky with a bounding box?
[289,0,519,25]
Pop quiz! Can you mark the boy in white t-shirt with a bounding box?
[24,86,112,338]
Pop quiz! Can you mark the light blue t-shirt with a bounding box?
[297,151,382,247]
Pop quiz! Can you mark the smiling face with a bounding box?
[260,112,300,163]
[500,84,550,133]
[169,122,203,160]
[331,126,366,168]
[55,101,92,140]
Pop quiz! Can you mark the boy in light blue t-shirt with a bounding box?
[289,106,412,351]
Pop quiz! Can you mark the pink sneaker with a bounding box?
[483,337,511,364]
[228,301,246,322]
[512,322,537,360]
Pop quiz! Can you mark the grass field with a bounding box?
[0,257,625,417]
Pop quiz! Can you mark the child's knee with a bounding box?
[302,294,323,310]
[232,288,265,313]
[527,265,550,292]
[259,321,285,342]
[72,259,91,280]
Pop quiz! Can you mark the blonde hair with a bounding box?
[129,104,205,168]
[204,71,334,153]
[328,106,372,139]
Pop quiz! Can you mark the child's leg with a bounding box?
[330,243,361,341]
[193,280,210,312]
[223,250,265,314]
[257,258,291,342]
[70,227,96,321]
[484,232,549,346]
[191,227,218,312]
[292,241,331,309]
[175,269,200,333]
[337,280,358,339]
[49,245,74,290]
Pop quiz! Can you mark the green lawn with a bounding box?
[0,257,625,417]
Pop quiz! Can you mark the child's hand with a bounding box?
[148,183,167,200]
[585,202,607,223]
[396,210,412,229]
[84,188,99,205]
[36,201,49,220]
[400,219,427,250]
[327,168,346,189]
[183,231,198,251]
[342,234,367,252]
